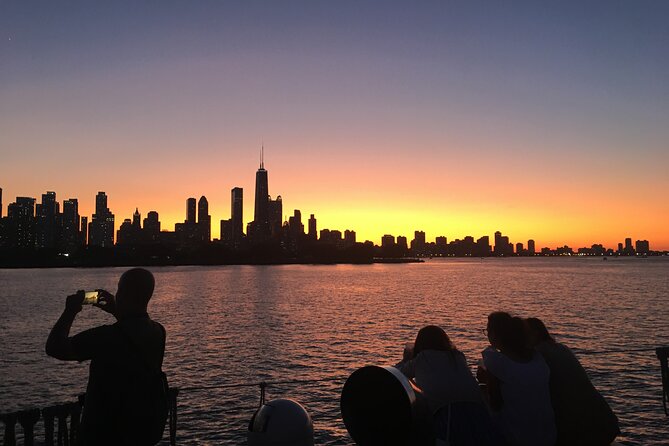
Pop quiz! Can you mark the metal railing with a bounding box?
[2,347,667,445]
[0,389,179,446]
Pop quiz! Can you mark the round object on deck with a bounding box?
[340,365,429,446]
[248,398,314,446]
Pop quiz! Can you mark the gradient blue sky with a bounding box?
[1,1,668,248]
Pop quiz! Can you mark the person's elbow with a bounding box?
[45,339,61,359]
[45,339,74,360]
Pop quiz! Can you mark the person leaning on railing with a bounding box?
[525,318,620,446]
[477,312,557,446]
[45,268,168,446]
[396,325,505,445]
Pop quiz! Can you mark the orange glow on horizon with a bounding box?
[2,138,668,251]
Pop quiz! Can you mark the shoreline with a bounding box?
[1,254,667,270]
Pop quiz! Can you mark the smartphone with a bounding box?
[82,291,100,305]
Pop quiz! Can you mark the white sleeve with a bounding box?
[482,346,508,380]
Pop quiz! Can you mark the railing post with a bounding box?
[55,405,70,446]
[656,347,669,416]
[0,413,17,446]
[17,409,41,446]
[43,406,56,446]
[69,401,82,446]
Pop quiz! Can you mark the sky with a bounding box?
[1,1,668,249]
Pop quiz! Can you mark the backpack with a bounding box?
[117,323,169,445]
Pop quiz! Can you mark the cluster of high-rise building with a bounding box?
[379,231,535,257]
[0,161,659,258]
[0,155,360,254]
[377,229,653,257]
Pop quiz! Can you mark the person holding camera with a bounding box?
[46,268,168,446]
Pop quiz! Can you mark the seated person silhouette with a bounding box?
[396,325,504,445]
[478,312,556,446]
[46,268,167,446]
[525,317,620,446]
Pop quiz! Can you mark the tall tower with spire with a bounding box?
[252,145,271,242]
[132,208,141,228]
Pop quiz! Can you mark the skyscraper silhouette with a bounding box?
[308,214,317,240]
[344,230,356,245]
[186,198,196,225]
[132,208,141,229]
[61,198,81,253]
[635,240,650,255]
[411,230,426,254]
[624,237,634,255]
[397,235,408,251]
[6,197,36,249]
[252,146,271,242]
[80,216,88,246]
[89,192,114,247]
[288,210,304,236]
[36,191,59,249]
[268,196,282,237]
[382,234,395,248]
[198,196,211,242]
[231,187,243,245]
[144,211,161,242]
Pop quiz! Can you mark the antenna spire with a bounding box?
[260,142,264,169]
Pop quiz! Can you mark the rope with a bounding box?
[573,347,658,356]
[179,376,344,393]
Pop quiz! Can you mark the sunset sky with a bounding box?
[1,1,668,249]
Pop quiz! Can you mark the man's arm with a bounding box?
[45,291,84,360]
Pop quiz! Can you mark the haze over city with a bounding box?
[2,1,668,249]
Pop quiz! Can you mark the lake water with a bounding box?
[1,258,668,445]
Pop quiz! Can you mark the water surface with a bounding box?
[1,257,668,444]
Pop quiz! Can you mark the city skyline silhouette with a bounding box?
[0,157,660,266]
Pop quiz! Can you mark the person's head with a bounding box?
[487,312,531,360]
[486,312,512,348]
[525,317,554,347]
[115,268,155,317]
[413,325,456,358]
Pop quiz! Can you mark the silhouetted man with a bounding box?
[46,268,167,446]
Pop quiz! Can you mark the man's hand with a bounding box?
[65,291,85,314]
[403,342,414,362]
[94,289,117,317]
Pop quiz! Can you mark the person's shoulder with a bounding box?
[481,346,510,377]
[76,323,117,339]
[530,349,552,372]
[70,324,118,360]
[481,346,503,361]
[149,319,166,336]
